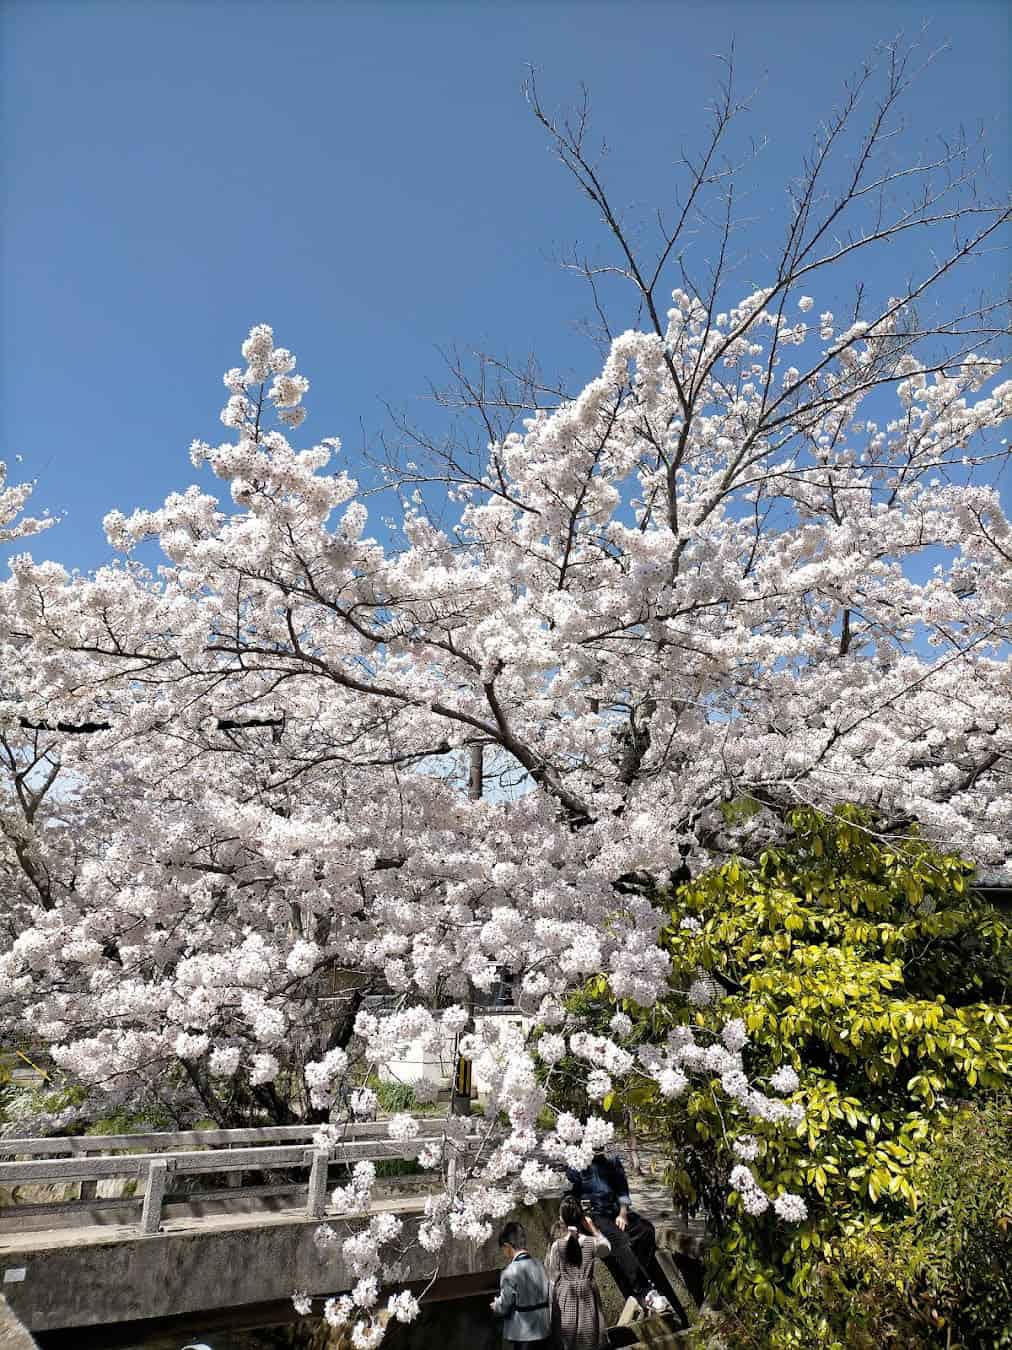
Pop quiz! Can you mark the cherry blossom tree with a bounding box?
[0,463,55,548]
[1,40,1009,1340]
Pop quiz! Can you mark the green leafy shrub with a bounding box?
[370,1075,419,1114]
[603,806,1011,1347]
[84,1105,175,1135]
[843,1095,1012,1348]
[372,1156,425,1179]
[357,1072,446,1116]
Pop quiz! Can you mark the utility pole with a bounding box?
[451,743,484,1117]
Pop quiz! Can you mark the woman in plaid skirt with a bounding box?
[545,1197,612,1349]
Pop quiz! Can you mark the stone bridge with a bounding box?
[0,1120,706,1344]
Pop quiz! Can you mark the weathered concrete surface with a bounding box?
[0,1298,37,1350]
[2,1196,563,1333]
[3,1160,709,1338]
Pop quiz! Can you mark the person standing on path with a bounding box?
[565,1148,685,1324]
[546,1196,612,1349]
[490,1220,553,1349]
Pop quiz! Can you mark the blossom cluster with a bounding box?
[0,296,1007,1347]
[729,1163,808,1223]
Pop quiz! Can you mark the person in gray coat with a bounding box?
[490,1221,552,1348]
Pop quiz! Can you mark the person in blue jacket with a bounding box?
[565,1150,684,1323]
[490,1220,553,1348]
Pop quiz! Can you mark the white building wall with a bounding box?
[384,1012,533,1100]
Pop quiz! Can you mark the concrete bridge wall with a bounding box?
[2,1198,564,1334]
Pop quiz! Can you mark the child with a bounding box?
[545,1197,612,1349]
[490,1220,552,1349]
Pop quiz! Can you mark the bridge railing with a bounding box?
[0,1117,487,1237]
[0,1116,445,1158]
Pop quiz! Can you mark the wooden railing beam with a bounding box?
[0,1135,486,1187]
[0,1116,447,1159]
[0,1122,495,1238]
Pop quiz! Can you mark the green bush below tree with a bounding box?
[572,807,1011,1348]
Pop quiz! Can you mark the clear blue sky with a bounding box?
[2,0,1008,572]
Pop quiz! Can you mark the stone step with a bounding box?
[609,1312,692,1347]
[0,1296,38,1350]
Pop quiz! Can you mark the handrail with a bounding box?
[0,1115,445,1158]
[0,1136,467,1184]
[0,1128,486,1238]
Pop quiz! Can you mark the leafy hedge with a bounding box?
[603,806,1011,1347]
[840,1095,1012,1349]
